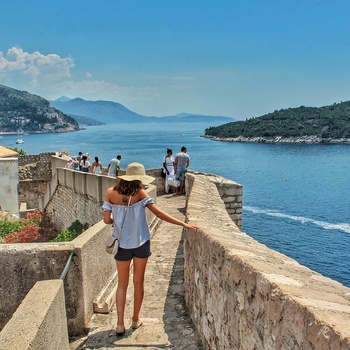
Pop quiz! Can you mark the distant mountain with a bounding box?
[0,85,79,133]
[51,97,235,125]
[51,97,149,124]
[68,114,105,126]
[161,113,235,124]
[54,96,72,102]
[205,101,350,141]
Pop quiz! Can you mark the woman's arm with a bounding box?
[103,210,113,224]
[146,203,199,230]
[163,162,169,174]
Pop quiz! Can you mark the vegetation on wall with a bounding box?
[205,101,350,139]
[0,211,89,243]
[53,220,90,242]
[9,147,26,155]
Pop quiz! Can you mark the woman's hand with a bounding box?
[183,223,200,231]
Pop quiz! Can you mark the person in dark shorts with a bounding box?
[103,162,199,335]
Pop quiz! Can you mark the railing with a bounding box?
[59,251,75,280]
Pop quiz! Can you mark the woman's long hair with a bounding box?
[114,179,141,196]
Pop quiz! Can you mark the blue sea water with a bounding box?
[2,123,350,287]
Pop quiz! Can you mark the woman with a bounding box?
[162,148,175,193]
[90,156,103,174]
[80,155,90,172]
[103,162,199,335]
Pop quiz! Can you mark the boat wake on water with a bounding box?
[244,206,350,234]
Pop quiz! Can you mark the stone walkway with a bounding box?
[69,194,204,350]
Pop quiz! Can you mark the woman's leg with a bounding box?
[116,260,131,327]
[132,257,148,322]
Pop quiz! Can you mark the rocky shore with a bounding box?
[203,135,350,144]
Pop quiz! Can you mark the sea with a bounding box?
[1,122,350,288]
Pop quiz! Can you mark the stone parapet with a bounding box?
[186,171,243,229]
[0,280,69,350]
[0,243,75,332]
[184,174,350,349]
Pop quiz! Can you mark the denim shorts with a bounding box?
[114,240,151,261]
[175,166,187,182]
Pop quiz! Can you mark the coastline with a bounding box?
[0,128,83,136]
[202,135,350,144]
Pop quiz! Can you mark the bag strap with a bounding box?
[118,195,132,240]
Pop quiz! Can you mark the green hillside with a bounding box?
[205,102,350,140]
[0,84,79,133]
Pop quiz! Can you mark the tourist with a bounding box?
[76,151,83,170]
[72,156,80,170]
[174,146,190,195]
[80,155,91,172]
[107,155,122,177]
[64,158,74,169]
[103,162,199,335]
[162,148,175,193]
[90,156,103,174]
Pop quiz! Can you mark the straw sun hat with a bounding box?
[118,162,155,184]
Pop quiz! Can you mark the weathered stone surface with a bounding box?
[184,174,350,350]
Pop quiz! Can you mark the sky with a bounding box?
[1,0,350,120]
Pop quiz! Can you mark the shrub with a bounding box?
[3,210,57,243]
[0,219,22,238]
[4,224,41,243]
[53,220,90,242]
[68,220,90,234]
[53,229,80,242]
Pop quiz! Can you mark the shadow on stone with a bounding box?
[162,233,204,349]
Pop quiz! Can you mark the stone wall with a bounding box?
[18,152,55,209]
[184,174,350,349]
[186,172,243,230]
[0,158,19,215]
[18,153,55,177]
[46,184,103,232]
[0,280,70,350]
[0,243,75,332]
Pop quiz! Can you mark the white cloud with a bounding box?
[0,46,74,84]
[0,47,171,115]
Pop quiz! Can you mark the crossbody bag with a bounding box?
[105,196,132,255]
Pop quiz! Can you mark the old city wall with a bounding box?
[184,174,350,349]
[18,153,55,210]
[2,155,350,349]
